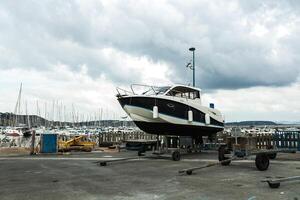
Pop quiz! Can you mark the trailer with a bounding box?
[218,135,296,170]
[98,135,205,166]
[179,134,297,175]
[136,135,204,161]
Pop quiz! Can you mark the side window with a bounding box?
[189,91,199,99]
[185,92,189,98]
[190,92,194,99]
[167,88,200,99]
[174,92,182,97]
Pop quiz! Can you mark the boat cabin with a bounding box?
[165,85,201,100]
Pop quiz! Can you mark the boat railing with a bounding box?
[130,84,158,95]
[116,87,134,97]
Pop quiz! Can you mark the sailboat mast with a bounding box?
[26,100,31,128]
[13,83,22,127]
[44,102,47,128]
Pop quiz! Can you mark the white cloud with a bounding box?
[0,0,300,122]
[0,48,173,121]
[203,76,300,121]
[0,66,119,120]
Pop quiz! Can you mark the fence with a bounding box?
[236,131,300,151]
[274,131,300,150]
[97,131,300,151]
[98,131,158,144]
[256,134,273,149]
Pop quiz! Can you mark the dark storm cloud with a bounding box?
[0,0,299,89]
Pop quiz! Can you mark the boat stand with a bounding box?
[146,135,202,161]
[98,135,203,166]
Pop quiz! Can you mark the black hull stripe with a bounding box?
[118,96,224,127]
[133,121,223,136]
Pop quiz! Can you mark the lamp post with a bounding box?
[189,47,196,87]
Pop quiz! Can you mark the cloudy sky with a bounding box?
[0,0,299,122]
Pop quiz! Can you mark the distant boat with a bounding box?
[4,126,31,137]
[5,128,21,137]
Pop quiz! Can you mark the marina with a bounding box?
[1,113,300,200]
[1,1,300,199]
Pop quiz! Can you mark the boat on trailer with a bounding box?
[116,84,224,138]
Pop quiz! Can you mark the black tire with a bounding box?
[138,146,146,156]
[268,153,277,159]
[172,150,181,161]
[138,150,146,156]
[218,146,231,166]
[268,182,280,188]
[255,154,269,171]
[266,145,277,159]
[186,170,193,175]
[100,162,107,166]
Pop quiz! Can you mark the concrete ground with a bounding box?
[0,151,300,200]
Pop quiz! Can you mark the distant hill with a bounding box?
[226,121,277,126]
[0,112,136,127]
[275,121,300,125]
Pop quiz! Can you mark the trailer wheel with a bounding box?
[268,182,280,188]
[266,145,277,159]
[138,145,146,156]
[138,150,145,156]
[268,153,277,159]
[186,170,193,175]
[172,150,181,161]
[218,146,231,166]
[255,154,269,171]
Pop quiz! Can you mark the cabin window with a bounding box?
[167,86,200,100]
[190,91,200,99]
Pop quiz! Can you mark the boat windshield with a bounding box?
[142,86,171,95]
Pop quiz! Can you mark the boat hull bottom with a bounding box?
[133,121,223,137]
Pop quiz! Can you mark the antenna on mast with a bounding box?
[186,47,196,87]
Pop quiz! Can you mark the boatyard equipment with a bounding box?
[136,135,203,161]
[179,134,297,175]
[97,153,169,166]
[179,158,240,175]
[58,135,96,152]
[97,156,143,166]
[261,176,300,188]
[218,135,297,171]
[98,135,201,167]
[40,133,58,153]
[125,139,157,151]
